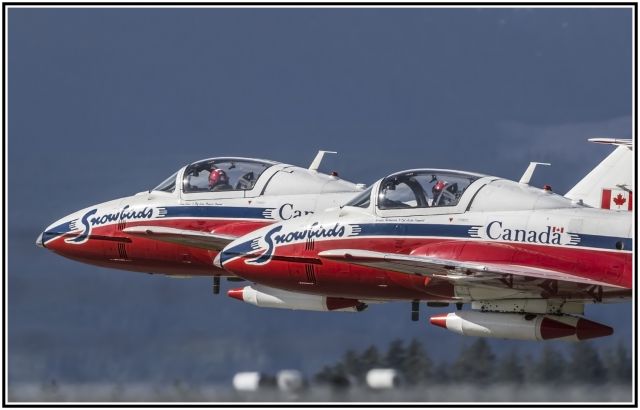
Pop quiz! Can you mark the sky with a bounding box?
[6,6,634,388]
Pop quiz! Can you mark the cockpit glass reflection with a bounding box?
[378,171,481,210]
[182,159,274,193]
[152,171,179,193]
[345,186,373,208]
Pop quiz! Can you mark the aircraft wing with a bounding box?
[318,249,625,296]
[123,226,236,251]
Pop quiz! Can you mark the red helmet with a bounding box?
[432,180,447,195]
[209,168,229,188]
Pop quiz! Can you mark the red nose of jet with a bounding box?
[37,210,108,260]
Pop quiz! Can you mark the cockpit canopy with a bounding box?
[153,171,179,193]
[346,170,484,211]
[345,168,585,215]
[182,158,276,193]
[152,158,278,194]
[378,170,482,209]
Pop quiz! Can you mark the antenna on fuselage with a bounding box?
[309,150,337,172]
[519,162,551,185]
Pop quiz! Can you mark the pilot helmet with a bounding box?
[209,168,229,188]
[432,180,447,195]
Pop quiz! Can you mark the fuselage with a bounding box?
[37,157,363,276]
[218,171,633,302]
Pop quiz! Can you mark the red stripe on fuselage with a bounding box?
[222,236,631,300]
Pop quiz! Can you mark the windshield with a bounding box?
[378,170,481,210]
[152,171,178,193]
[344,186,373,208]
[183,159,274,193]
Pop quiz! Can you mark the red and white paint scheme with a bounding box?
[216,142,633,341]
[37,152,364,289]
[227,284,366,312]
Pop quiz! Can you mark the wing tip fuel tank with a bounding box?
[429,311,613,341]
[429,314,448,329]
[538,317,575,340]
[227,288,245,302]
[576,317,614,340]
[226,284,364,312]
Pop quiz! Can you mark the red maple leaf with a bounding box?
[613,193,626,206]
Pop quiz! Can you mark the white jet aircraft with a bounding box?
[214,140,633,341]
[37,151,364,293]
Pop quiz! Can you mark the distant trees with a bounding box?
[315,346,383,387]
[532,345,566,383]
[402,339,432,385]
[568,342,606,384]
[360,346,382,373]
[603,341,632,384]
[315,338,433,386]
[451,339,495,384]
[342,349,365,381]
[384,340,406,370]
[314,338,631,387]
[494,349,524,384]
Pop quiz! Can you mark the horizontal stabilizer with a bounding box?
[587,138,633,147]
[123,226,237,251]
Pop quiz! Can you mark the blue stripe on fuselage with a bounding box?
[219,238,259,266]
[160,206,273,220]
[355,223,473,238]
[575,233,633,251]
[42,220,76,243]
[348,223,632,252]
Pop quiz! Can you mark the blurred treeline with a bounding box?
[315,338,632,386]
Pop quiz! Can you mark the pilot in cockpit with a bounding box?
[432,180,458,206]
[208,168,233,192]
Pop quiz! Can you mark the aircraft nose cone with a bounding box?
[213,252,223,269]
[35,232,45,248]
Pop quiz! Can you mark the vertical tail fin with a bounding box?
[565,138,633,210]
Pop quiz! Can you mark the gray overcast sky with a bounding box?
[7,6,633,385]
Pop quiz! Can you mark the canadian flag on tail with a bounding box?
[601,188,633,211]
